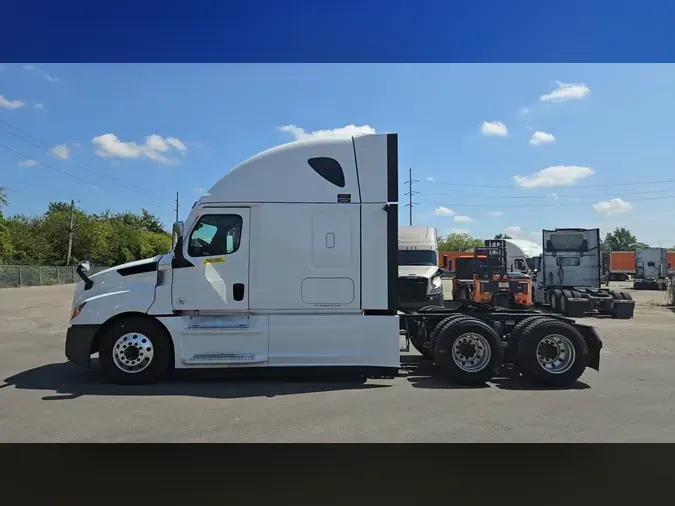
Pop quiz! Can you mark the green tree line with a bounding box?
[0,187,171,266]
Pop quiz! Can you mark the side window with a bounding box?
[188,214,243,258]
[514,259,526,271]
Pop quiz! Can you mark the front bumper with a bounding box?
[397,293,444,312]
[65,324,100,368]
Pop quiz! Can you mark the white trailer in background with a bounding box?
[503,239,542,275]
[397,226,444,311]
[65,134,604,388]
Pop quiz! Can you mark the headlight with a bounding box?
[428,276,443,295]
[71,302,86,320]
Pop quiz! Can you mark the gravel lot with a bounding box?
[1,283,674,442]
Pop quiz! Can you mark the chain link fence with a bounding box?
[0,265,110,288]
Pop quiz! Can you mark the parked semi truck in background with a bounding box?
[65,133,604,388]
[397,226,445,310]
[533,228,635,319]
[634,247,669,290]
[602,250,674,282]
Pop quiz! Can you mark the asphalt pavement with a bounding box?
[1,283,674,442]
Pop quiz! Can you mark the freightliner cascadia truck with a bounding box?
[66,133,603,388]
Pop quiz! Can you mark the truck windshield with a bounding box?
[398,250,437,266]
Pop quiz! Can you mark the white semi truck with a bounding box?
[66,133,604,387]
[634,247,669,290]
[503,239,542,275]
[397,226,445,311]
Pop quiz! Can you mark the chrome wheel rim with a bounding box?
[113,332,154,373]
[536,334,575,374]
[452,332,492,372]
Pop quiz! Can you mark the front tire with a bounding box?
[433,317,504,386]
[516,318,589,387]
[99,317,172,385]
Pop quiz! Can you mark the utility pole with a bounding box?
[174,192,179,222]
[404,168,418,226]
[65,199,78,266]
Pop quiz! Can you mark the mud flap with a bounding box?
[573,323,602,371]
[612,300,635,319]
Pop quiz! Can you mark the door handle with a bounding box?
[233,283,245,301]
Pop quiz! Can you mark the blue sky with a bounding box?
[2,63,675,247]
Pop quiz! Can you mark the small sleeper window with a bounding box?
[308,157,346,188]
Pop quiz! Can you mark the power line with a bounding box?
[421,193,675,209]
[0,119,166,206]
[416,177,675,189]
[419,187,675,200]
[0,141,162,209]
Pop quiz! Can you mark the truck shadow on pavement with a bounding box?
[1,361,390,401]
[400,355,591,391]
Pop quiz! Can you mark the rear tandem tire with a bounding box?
[516,318,589,388]
[426,314,472,360]
[433,317,504,386]
[507,315,553,372]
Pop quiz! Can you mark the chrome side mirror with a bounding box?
[172,221,184,250]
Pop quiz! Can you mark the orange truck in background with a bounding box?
[604,250,675,280]
[438,251,479,272]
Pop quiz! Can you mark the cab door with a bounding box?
[170,208,269,367]
[172,208,250,313]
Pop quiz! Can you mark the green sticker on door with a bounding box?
[202,257,226,264]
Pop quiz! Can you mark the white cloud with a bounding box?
[505,226,522,236]
[49,144,70,160]
[0,94,25,109]
[454,215,474,223]
[548,192,559,199]
[489,210,504,217]
[278,124,376,141]
[19,158,38,167]
[193,187,206,194]
[540,81,590,103]
[513,165,595,188]
[450,228,471,235]
[529,130,556,146]
[33,102,45,110]
[91,133,189,165]
[22,64,60,83]
[426,176,435,182]
[529,231,542,244]
[593,198,632,215]
[518,107,529,115]
[434,206,455,216]
[480,121,508,137]
[146,134,170,152]
[166,137,187,153]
